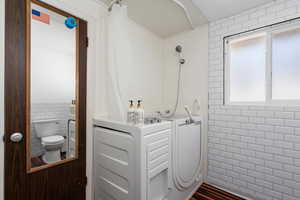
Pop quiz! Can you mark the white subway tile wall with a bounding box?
[208,0,300,199]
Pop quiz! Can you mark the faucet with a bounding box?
[184,106,195,124]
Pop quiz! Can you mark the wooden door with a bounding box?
[4,0,87,199]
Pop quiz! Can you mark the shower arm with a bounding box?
[171,0,195,29]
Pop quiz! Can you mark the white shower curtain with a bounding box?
[106,5,133,122]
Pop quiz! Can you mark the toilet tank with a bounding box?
[33,119,61,138]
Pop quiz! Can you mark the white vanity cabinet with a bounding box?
[93,118,172,200]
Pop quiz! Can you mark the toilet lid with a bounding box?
[42,135,64,145]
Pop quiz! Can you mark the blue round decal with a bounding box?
[65,17,77,29]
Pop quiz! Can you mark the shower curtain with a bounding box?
[106,5,133,122]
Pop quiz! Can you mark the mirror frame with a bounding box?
[25,0,85,173]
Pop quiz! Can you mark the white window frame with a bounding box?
[224,21,300,106]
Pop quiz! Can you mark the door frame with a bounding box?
[4,0,88,199]
[26,0,82,173]
[0,0,5,198]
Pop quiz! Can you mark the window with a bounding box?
[272,28,300,100]
[225,23,300,105]
[228,34,266,102]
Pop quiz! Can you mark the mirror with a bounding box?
[28,1,79,171]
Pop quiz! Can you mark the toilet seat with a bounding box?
[42,135,64,145]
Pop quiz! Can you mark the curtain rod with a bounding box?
[224,16,300,40]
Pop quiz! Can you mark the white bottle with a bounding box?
[192,99,201,116]
[69,100,76,116]
[136,100,144,125]
[127,100,136,124]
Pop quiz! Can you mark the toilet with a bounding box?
[34,119,65,164]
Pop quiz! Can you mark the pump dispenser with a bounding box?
[127,100,136,123]
[136,100,144,124]
[70,99,76,116]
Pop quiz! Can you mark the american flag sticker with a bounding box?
[32,9,50,24]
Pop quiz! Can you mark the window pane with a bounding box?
[229,35,266,102]
[272,28,300,100]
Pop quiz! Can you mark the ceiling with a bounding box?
[126,0,207,38]
[192,0,275,21]
[99,0,275,38]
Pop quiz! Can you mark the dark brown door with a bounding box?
[4,0,87,199]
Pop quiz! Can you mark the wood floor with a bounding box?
[31,152,67,168]
[191,183,246,200]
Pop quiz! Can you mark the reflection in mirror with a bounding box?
[29,2,78,170]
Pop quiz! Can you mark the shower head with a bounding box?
[108,0,122,12]
[175,45,182,53]
[176,45,185,65]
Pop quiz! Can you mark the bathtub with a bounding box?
[93,115,203,200]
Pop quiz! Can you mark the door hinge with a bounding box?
[76,176,88,187]
[83,176,88,186]
[2,135,5,142]
[86,37,89,48]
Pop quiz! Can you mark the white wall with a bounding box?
[163,25,209,180]
[100,16,209,117]
[99,16,165,119]
[124,20,165,113]
[208,0,300,200]
[0,0,4,198]
[163,25,208,116]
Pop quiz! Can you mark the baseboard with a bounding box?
[209,183,254,200]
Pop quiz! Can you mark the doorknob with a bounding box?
[10,132,23,143]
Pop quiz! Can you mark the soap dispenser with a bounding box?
[127,100,135,124]
[136,100,144,124]
[70,100,76,116]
